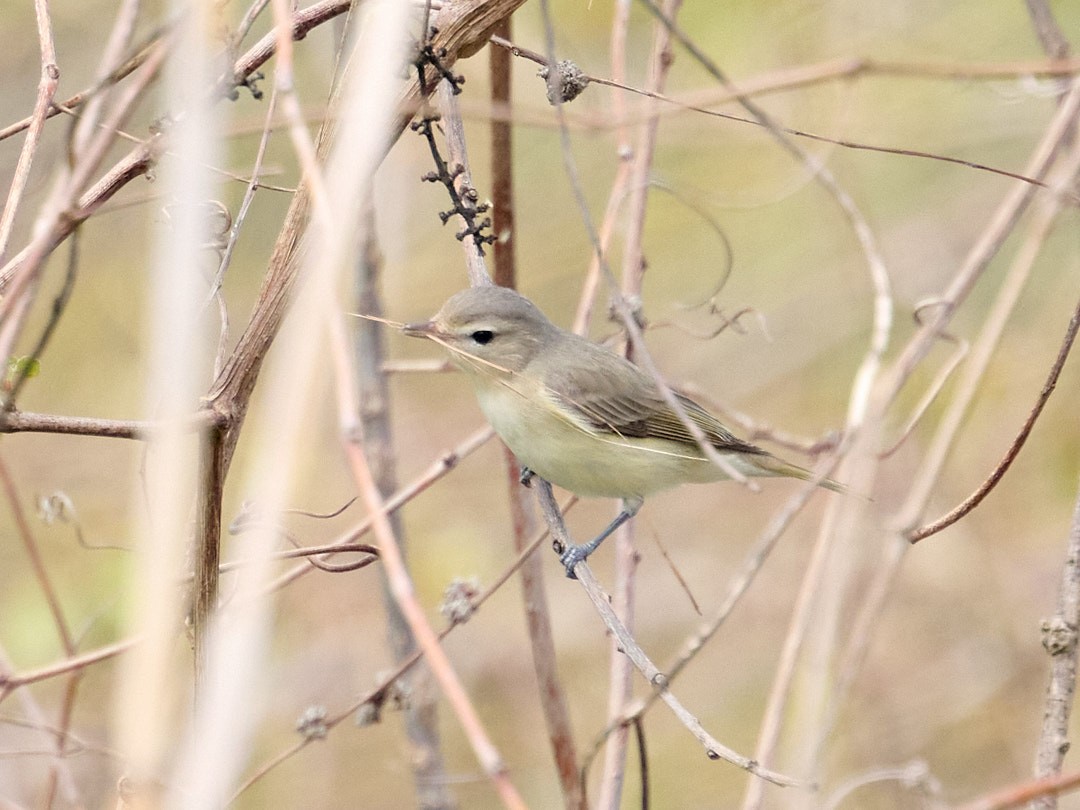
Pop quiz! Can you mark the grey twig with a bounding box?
[1030,481,1080,810]
[354,202,456,809]
[531,478,812,790]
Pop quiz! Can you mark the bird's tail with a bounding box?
[752,453,848,494]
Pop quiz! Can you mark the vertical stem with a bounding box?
[1031,482,1080,810]
[1024,7,1075,805]
[193,423,225,688]
[355,204,456,810]
[490,21,584,808]
[600,3,681,807]
[594,2,635,804]
[490,18,515,288]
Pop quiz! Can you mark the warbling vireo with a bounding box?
[404,286,842,576]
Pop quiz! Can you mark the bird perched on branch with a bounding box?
[404,285,843,577]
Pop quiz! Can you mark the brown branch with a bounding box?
[194,0,526,700]
[435,81,493,284]
[260,426,493,595]
[956,769,1080,810]
[0,20,169,144]
[0,416,86,806]
[69,0,143,159]
[0,409,218,439]
[206,0,528,463]
[490,24,516,290]
[0,639,135,702]
[880,78,1080,407]
[0,34,168,361]
[489,19,584,810]
[908,295,1080,543]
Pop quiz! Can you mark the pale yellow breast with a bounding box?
[468,373,736,499]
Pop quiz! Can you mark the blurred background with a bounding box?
[1,0,1079,807]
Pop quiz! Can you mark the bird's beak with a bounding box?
[402,320,438,339]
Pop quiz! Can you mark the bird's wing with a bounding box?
[541,339,766,457]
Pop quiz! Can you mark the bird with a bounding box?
[403,285,842,577]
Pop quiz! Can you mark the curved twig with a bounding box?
[908,295,1080,543]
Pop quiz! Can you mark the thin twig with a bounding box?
[0,409,217,439]
[2,229,81,411]
[69,0,142,159]
[0,442,84,807]
[908,295,1080,543]
[532,479,811,790]
[589,3,636,805]
[623,6,889,806]
[231,498,569,803]
[955,769,1080,810]
[894,132,1080,527]
[1030,481,1080,810]
[823,136,1080,771]
[568,7,634,337]
[0,639,136,697]
[600,3,682,805]
[536,0,756,490]
[437,80,493,283]
[207,84,280,379]
[0,0,58,263]
[487,36,1071,197]
[0,35,169,367]
[879,78,1080,407]
[0,452,76,658]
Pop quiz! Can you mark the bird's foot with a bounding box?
[519,466,534,487]
[558,543,592,579]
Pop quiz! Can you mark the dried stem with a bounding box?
[232,499,572,803]
[68,0,142,159]
[0,0,58,263]
[956,769,1080,810]
[1029,482,1080,810]
[355,203,455,809]
[599,2,681,806]
[880,78,1080,406]
[908,294,1080,544]
[489,19,584,809]
[332,318,528,809]
[437,81,493,284]
[821,135,1080,775]
[0,452,75,657]
[532,479,811,790]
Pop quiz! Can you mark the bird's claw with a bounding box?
[559,544,590,579]
[519,466,534,487]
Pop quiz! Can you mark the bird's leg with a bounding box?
[519,466,534,487]
[559,498,643,579]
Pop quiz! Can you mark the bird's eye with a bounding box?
[470,329,495,345]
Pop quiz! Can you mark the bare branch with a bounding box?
[532,479,811,789]
[908,296,1080,543]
